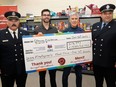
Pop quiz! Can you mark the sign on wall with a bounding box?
[0,6,17,29]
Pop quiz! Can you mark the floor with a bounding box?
[0,71,107,87]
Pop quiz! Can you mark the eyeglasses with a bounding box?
[42,14,50,16]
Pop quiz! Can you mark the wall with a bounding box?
[0,0,15,5]
[0,0,116,16]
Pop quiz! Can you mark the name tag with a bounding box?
[93,29,97,31]
[2,40,9,42]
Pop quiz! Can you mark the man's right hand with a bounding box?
[33,32,43,37]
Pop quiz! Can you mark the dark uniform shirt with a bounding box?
[92,20,116,67]
[0,28,29,75]
[34,23,58,34]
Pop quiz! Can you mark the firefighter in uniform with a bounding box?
[92,4,116,87]
[0,11,29,87]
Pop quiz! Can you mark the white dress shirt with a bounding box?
[101,22,108,29]
[8,28,18,39]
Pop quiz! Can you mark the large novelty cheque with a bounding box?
[23,32,92,73]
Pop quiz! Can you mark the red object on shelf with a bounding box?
[91,8,101,15]
[86,4,101,15]
[0,6,17,29]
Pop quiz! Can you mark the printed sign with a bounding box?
[0,6,17,29]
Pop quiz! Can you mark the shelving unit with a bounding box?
[20,16,41,35]
[20,19,40,35]
[58,62,94,75]
[20,15,101,33]
[82,70,94,75]
[50,16,69,32]
[50,16,101,32]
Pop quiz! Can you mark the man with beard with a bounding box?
[0,11,29,87]
[34,9,58,87]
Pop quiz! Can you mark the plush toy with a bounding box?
[50,11,57,17]
[86,4,98,10]
[86,4,101,14]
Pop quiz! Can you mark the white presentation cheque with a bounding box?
[22,32,92,73]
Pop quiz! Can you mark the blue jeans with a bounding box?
[62,65,82,87]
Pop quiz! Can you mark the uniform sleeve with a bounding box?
[91,23,96,40]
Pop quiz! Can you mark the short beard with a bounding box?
[42,18,50,23]
[43,20,49,23]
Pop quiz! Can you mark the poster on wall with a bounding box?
[0,6,17,29]
[23,32,92,73]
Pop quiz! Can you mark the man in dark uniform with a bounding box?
[34,9,58,87]
[92,4,116,87]
[0,11,29,87]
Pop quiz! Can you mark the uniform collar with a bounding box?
[101,22,108,26]
[8,28,18,34]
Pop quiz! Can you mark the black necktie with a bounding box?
[13,32,17,41]
[102,23,106,30]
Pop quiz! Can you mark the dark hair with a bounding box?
[41,9,50,16]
